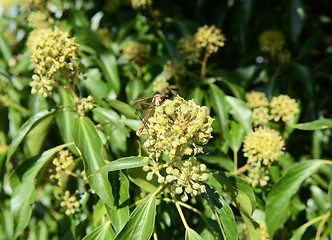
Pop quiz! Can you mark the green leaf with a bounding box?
[291,119,332,130]
[105,99,137,119]
[228,121,244,152]
[328,182,332,239]
[83,221,115,240]
[287,0,305,42]
[72,117,114,207]
[127,168,159,192]
[226,96,252,135]
[266,160,324,237]
[241,212,260,240]
[10,145,65,237]
[209,171,256,217]
[209,84,230,141]
[93,156,146,175]
[23,111,55,157]
[204,185,237,240]
[115,196,156,240]
[56,89,77,154]
[0,32,12,64]
[84,68,111,98]
[6,109,57,164]
[97,53,120,95]
[185,228,203,240]
[197,151,234,172]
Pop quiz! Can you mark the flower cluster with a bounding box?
[245,91,269,109]
[195,25,226,56]
[75,96,94,116]
[140,95,213,201]
[49,150,74,187]
[21,0,43,11]
[258,30,285,57]
[27,11,53,29]
[246,165,270,187]
[153,61,182,93]
[177,35,200,64]
[243,126,285,166]
[246,91,299,126]
[60,191,80,216]
[30,27,79,97]
[130,0,152,9]
[27,28,52,52]
[270,94,300,125]
[123,41,149,66]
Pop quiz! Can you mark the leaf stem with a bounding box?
[315,211,330,240]
[233,149,238,172]
[61,68,78,100]
[200,49,209,78]
[172,194,189,230]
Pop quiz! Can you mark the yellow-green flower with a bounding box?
[246,91,269,109]
[143,95,213,160]
[140,95,213,201]
[243,126,284,166]
[247,164,270,187]
[130,0,152,9]
[123,41,149,66]
[252,106,269,126]
[258,30,285,57]
[177,35,200,64]
[27,10,53,29]
[195,25,226,55]
[75,96,94,116]
[60,191,80,216]
[270,94,299,124]
[50,150,74,187]
[30,27,79,97]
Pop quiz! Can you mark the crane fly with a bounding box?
[132,88,176,136]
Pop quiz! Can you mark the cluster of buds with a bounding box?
[49,150,74,187]
[258,30,286,57]
[243,126,285,166]
[195,25,226,57]
[246,164,270,187]
[60,191,80,216]
[140,95,213,201]
[123,41,149,66]
[21,0,43,11]
[177,35,200,64]
[130,0,152,9]
[30,27,79,97]
[27,10,54,29]
[246,91,299,126]
[75,96,94,116]
[153,61,182,93]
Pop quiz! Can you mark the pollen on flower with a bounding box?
[246,91,269,109]
[252,106,269,126]
[195,25,226,56]
[270,94,299,125]
[123,41,149,66]
[243,126,285,166]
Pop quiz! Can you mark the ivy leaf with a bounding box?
[266,160,324,237]
[291,119,332,130]
[93,156,146,175]
[115,196,156,240]
[185,228,203,240]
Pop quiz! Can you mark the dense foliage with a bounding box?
[0,0,332,239]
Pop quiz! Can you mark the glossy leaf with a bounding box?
[204,185,237,240]
[291,119,332,130]
[83,221,115,240]
[127,168,159,192]
[72,117,114,207]
[266,160,324,237]
[228,121,244,152]
[93,156,146,175]
[287,0,305,42]
[105,99,137,119]
[185,228,203,240]
[225,96,252,135]
[98,53,120,95]
[10,145,65,237]
[210,171,256,216]
[115,196,156,240]
[6,109,57,164]
[197,151,233,172]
